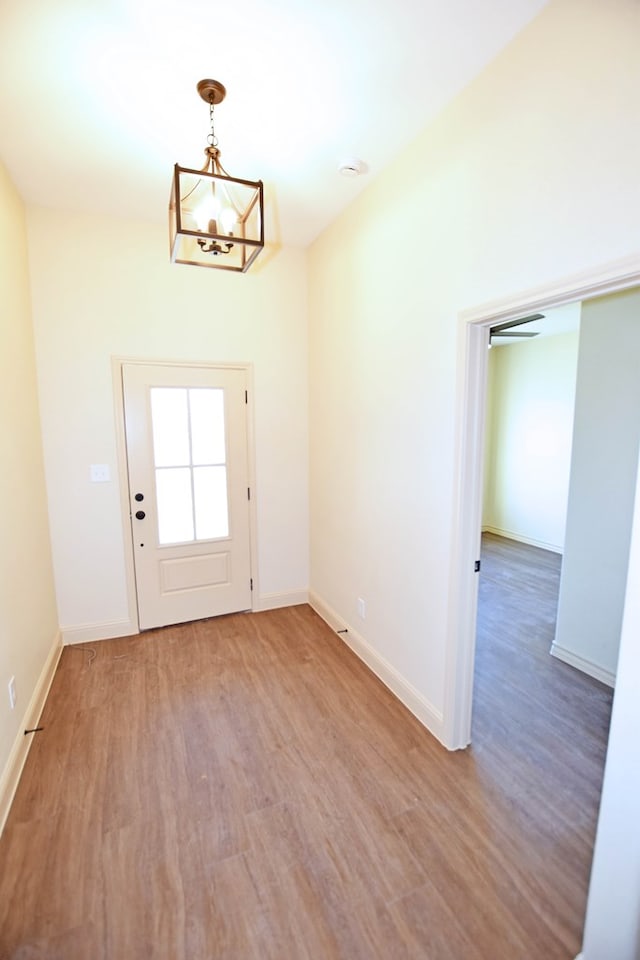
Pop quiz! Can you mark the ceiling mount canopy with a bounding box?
[196,78,227,106]
[169,79,264,273]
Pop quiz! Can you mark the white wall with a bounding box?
[308,0,640,741]
[579,442,640,960]
[27,208,309,640]
[0,162,59,813]
[483,329,580,552]
[553,289,640,684]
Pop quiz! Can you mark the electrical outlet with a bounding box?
[8,676,16,710]
[357,597,366,620]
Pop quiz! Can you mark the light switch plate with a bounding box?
[90,464,111,483]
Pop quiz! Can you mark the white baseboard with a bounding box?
[482,526,562,554]
[550,643,615,688]
[309,590,444,744]
[253,590,309,613]
[0,632,63,835]
[62,599,312,641]
[61,618,137,645]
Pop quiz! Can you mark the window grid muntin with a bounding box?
[150,386,229,545]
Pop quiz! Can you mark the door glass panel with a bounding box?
[156,467,194,544]
[190,388,226,465]
[150,385,230,545]
[151,388,190,467]
[194,465,229,539]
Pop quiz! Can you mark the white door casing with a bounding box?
[122,362,252,630]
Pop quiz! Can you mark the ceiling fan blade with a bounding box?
[490,331,540,338]
[490,313,545,335]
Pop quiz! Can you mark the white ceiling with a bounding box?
[0,0,549,249]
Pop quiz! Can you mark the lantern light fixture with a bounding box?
[169,79,264,273]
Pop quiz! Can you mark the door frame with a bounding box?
[443,253,640,750]
[112,357,259,634]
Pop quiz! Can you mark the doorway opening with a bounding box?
[444,254,640,750]
[472,299,617,750]
[444,257,640,958]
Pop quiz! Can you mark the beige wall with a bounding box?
[27,208,309,639]
[553,289,640,683]
[308,0,640,735]
[581,446,640,959]
[0,162,58,780]
[483,330,580,552]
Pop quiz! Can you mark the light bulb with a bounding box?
[194,194,221,232]
[219,206,237,235]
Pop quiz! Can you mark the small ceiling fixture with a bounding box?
[169,79,264,273]
[338,157,365,178]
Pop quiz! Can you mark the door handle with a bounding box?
[135,510,146,520]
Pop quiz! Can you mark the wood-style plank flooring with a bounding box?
[0,535,613,959]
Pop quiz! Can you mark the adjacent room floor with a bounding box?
[0,535,613,959]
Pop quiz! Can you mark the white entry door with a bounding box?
[122,363,252,630]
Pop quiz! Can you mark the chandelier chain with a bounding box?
[207,100,218,149]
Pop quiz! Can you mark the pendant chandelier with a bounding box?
[169,79,264,273]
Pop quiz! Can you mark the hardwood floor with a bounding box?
[0,538,613,959]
